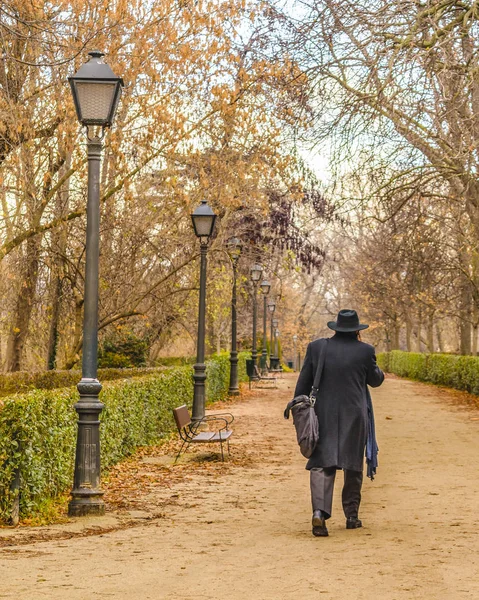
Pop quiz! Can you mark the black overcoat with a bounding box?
[294,334,384,472]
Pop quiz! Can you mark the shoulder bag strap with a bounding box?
[309,339,328,403]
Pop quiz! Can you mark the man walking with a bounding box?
[294,309,384,537]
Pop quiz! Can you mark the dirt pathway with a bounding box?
[1,374,478,600]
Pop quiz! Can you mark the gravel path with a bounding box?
[1,374,478,599]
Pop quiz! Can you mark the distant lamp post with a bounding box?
[271,318,279,370]
[67,50,124,517]
[250,264,263,374]
[260,280,271,372]
[267,300,276,368]
[227,237,242,396]
[275,328,280,364]
[292,334,298,371]
[191,200,217,421]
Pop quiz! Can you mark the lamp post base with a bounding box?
[192,362,207,422]
[260,351,268,374]
[228,351,240,396]
[69,379,105,517]
[68,493,105,517]
[270,356,280,370]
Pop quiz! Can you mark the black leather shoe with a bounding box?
[346,516,362,529]
[312,510,328,537]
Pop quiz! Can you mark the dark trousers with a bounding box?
[310,467,363,519]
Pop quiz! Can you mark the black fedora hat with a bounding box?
[327,309,369,332]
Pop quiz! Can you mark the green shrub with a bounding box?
[389,350,427,380]
[379,350,479,395]
[153,356,196,367]
[205,353,230,404]
[237,352,248,383]
[0,386,79,523]
[99,332,149,367]
[0,352,249,523]
[98,352,134,369]
[205,352,249,404]
[426,353,459,387]
[376,352,389,372]
[454,356,479,394]
[0,367,167,398]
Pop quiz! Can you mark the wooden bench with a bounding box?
[245,359,277,389]
[172,405,234,463]
[253,364,277,388]
[269,367,283,378]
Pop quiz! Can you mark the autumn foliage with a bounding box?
[0,0,318,371]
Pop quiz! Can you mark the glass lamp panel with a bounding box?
[250,264,263,281]
[75,82,116,124]
[227,237,242,258]
[268,302,276,313]
[108,84,123,124]
[193,214,215,237]
[260,280,271,295]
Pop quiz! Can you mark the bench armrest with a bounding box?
[202,412,234,426]
[189,415,232,434]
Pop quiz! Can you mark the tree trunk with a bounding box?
[459,280,472,355]
[414,306,422,352]
[426,312,435,353]
[62,295,84,369]
[5,238,40,371]
[384,327,391,352]
[405,316,412,352]
[46,275,62,369]
[472,325,478,356]
[471,303,479,356]
[46,153,71,369]
[393,324,400,350]
[436,323,444,353]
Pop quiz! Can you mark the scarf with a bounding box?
[366,387,379,480]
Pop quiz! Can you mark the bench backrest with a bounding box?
[173,405,191,431]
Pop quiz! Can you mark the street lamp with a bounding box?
[260,280,271,373]
[271,317,279,370]
[227,237,242,395]
[267,300,275,369]
[191,200,217,421]
[275,328,280,364]
[250,264,263,374]
[292,334,298,371]
[67,50,124,517]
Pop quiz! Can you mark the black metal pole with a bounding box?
[251,284,258,374]
[261,295,268,373]
[269,313,274,368]
[228,259,239,395]
[192,243,208,421]
[69,136,105,517]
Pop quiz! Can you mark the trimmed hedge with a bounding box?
[205,352,248,404]
[377,350,479,395]
[153,356,196,367]
[376,352,389,373]
[0,367,168,398]
[0,352,248,523]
